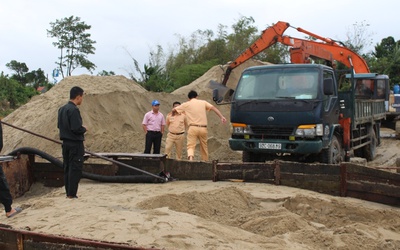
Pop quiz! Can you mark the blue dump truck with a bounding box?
[213,64,388,164]
[211,21,390,164]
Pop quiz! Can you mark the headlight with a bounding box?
[316,124,323,136]
[232,123,252,134]
[233,126,244,133]
[295,128,316,137]
[295,124,323,138]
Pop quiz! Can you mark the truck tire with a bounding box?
[363,127,377,161]
[321,134,343,164]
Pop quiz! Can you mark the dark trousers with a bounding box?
[0,166,12,213]
[144,131,162,154]
[62,140,84,197]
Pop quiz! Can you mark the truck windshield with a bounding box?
[234,68,319,100]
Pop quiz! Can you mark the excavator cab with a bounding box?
[345,73,389,101]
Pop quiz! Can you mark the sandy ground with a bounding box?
[1,59,400,249]
[7,179,400,250]
[367,128,400,169]
[6,137,400,250]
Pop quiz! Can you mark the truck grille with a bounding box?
[250,126,294,139]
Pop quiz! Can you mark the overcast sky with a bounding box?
[0,0,397,81]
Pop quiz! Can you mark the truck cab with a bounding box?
[228,64,340,163]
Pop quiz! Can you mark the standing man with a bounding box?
[173,90,227,161]
[165,101,187,160]
[58,86,87,199]
[0,121,22,218]
[142,100,166,154]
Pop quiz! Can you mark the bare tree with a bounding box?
[344,20,374,54]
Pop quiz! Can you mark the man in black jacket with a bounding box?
[0,121,22,217]
[58,86,87,199]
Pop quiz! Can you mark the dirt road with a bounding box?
[368,128,400,168]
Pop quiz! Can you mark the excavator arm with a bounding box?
[218,21,370,86]
[285,38,370,72]
[220,21,290,86]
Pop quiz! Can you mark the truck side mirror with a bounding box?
[323,78,334,95]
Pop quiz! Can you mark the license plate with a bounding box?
[259,143,281,150]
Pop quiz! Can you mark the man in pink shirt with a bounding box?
[142,100,166,154]
[173,90,226,161]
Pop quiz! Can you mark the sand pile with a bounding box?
[9,180,400,249]
[1,60,264,161]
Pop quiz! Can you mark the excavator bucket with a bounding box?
[209,80,234,104]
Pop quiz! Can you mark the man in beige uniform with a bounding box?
[165,101,187,160]
[173,90,227,161]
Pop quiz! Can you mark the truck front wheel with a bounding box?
[321,134,343,164]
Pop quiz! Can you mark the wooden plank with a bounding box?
[281,178,340,196]
[0,228,18,250]
[346,190,400,206]
[280,173,340,182]
[165,159,213,180]
[0,226,156,250]
[215,163,275,182]
[280,172,340,195]
[2,155,33,198]
[347,172,400,186]
[347,180,400,198]
[217,168,275,181]
[83,163,117,176]
[216,170,245,180]
[346,163,400,183]
[280,161,340,175]
[216,162,275,170]
[115,158,164,176]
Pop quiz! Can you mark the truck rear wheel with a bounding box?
[363,127,377,161]
[321,134,343,164]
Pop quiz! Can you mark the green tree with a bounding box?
[125,46,173,92]
[6,60,29,85]
[47,15,96,78]
[97,70,116,76]
[370,36,400,86]
[225,16,258,59]
[163,16,260,89]
[0,73,38,109]
[25,68,47,89]
[373,36,397,58]
[256,43,289,64]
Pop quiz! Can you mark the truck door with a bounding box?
[322,71,339,124]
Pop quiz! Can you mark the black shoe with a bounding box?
[66,195,78,199]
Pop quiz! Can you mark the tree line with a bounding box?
[1,15,399,116]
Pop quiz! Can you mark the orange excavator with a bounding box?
[212,21,390,164]
[218,21,370,86]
